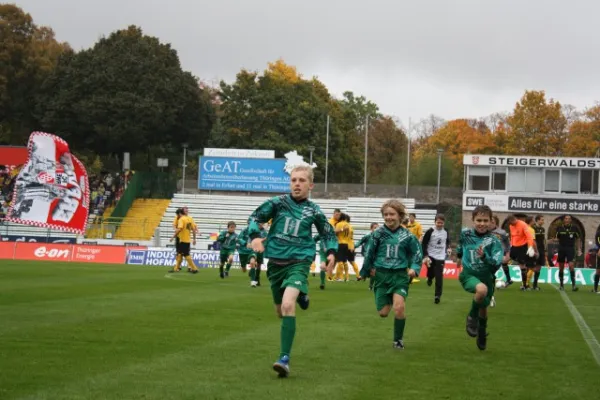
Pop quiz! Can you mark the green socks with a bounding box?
[249,268,256,281]
[225,263,232,273]
[320,270,326,285]
[394,318,406,341]
[280,316,296,358]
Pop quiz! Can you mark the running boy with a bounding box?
[236,226,252,282]
[362,200,423,350]
[248,166,337,377]
[457,205,503,351]
[217,221,238,278]
[357,222,379,290]
[422,213,450,304]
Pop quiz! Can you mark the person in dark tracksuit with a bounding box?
[593,228,600,293]
[422,214,451,304]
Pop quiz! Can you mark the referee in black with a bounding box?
[555,215,581,291]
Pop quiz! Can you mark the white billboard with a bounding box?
[203,148,275,159]
[463,154,600,170]
[463,193,600,215]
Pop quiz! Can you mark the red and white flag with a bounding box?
[6,132,90,234]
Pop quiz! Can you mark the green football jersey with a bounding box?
[236,228,253,255]
[259,227,268,239]
[355,232,373,255]
[247,195,338,262]
[456,228,503,276]
[217,230,238,252]
[362,225,423,273]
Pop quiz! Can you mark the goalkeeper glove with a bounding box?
[526,246,535,258]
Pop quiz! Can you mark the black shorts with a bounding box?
[336,244,349,262]
[536,252,546,267]
[525,255,537,268]
[177,242,190,257]
[510,245,528,265]
[347,249,355,262]
[557,248,575,263]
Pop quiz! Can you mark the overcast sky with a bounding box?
[15,0,600,126]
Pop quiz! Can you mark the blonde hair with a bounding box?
[380,199,406,219]
[290,165,314,183]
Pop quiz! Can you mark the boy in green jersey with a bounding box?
[456,205,503,351]
[238,223,268,287]
[237,227,252,273]
[248,166,337,377]
[357,222,379,290]
[217,221,238,278]
[311,234,328,290]
[362,200,423,350]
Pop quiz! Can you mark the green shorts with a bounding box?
[239,253,252,269]
[255,252,264,265]
[220,251,234,264]
[459,271,495,308]
[374,268,410,311]
[266,261,310,305]
[244,252,263,266]
[318,250,326,264]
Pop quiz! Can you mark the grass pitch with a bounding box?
[0,261,598,399]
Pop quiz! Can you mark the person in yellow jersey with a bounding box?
[345,215,362,280]
[172,208,183,254]
[169,208,199,273]
[524,216,539,290]
[406,213,423,239]
[406,213,423,282]
[334,213,352,281]
[324,208,342,280]
[329,208,342,227]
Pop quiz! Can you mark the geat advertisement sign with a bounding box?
[198,156,289,193]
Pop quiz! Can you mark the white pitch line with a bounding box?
[552,284,600,367]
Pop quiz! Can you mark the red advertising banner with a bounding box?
[419,261,460,280]
[0,146,28,171]
[0,242,16,259]
[11,242,127,264]
[71,245,126,264]
[14,242,73,261]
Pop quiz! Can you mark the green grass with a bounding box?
[0,261,598,400]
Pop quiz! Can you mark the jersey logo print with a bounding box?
[282,217,301,237]
[386,244,399,258]
[301,207,315,219]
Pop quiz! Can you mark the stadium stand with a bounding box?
[156,194,437,249]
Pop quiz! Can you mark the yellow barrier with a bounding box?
[85,217,149,240]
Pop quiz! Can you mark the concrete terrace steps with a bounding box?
[157,194,437,249]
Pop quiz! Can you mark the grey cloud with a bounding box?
[15,0,600,120]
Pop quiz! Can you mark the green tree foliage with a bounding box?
[216,62,365,182]
[0,4,70,144]
[36,25,215,163]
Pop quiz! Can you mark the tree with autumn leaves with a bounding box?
[413,90,600,186]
